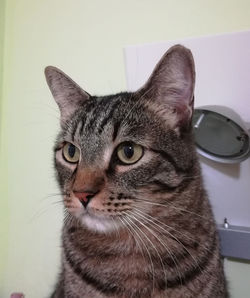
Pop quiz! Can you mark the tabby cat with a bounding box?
[45,45,228,297]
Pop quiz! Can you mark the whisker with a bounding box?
[122,214,156,293]
[118,216,146,262]
[51,200,64,205]
[131,209,183,284]
[39,192,67,202]
[29,202,63,224]
[64,210,74,226]
[127,210,183,286]
[132,208,201,283]
[133,207,211,277]
[133,204,212,254]
[125,211,168,287]
[134,197,214,223]
[111,216,121,240]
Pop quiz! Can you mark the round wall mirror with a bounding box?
[192,106,250,163]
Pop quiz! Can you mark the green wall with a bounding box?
[1,0,250,297]
[0,0,8,289]
[0,0,4,105]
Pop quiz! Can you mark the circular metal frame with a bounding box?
[192,106,250,163]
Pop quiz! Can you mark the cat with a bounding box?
[45,45,228,298]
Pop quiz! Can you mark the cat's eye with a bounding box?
[117,142,143,165]
[62,142,80,163]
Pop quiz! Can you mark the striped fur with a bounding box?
[46,45,228,297]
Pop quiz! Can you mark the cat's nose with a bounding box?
[73,191,96,208]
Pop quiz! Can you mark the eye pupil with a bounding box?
[62,142,80,163]
[117,142,143,165]
[68,144,76,158]
[123,145,134,159]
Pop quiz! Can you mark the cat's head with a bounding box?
[45,45,196,233]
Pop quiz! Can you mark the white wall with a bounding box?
[1,1,250,297]
[124,31,250,227]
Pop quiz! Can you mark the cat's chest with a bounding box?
[62,227,160,296]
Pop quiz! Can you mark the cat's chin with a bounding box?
[80,213,120,233]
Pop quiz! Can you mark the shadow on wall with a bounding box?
[200,156,241,179]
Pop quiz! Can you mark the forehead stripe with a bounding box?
[112,120,121,141]
[98,100,120,134]
[79,119,84,136]
[71,119,81,142]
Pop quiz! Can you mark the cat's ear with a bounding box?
[44,66,90,125]
[136,45,195,130]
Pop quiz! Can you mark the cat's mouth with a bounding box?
[81,204,130,220]
[63,190,134,232]
[79,210,122,232]
[64,196,126,232]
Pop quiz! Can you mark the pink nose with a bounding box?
[73,191,95,207]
